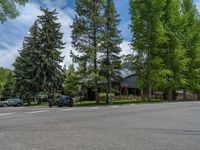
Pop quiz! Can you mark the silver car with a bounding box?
[0,98,23,107]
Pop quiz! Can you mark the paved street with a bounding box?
[0,102,200,150]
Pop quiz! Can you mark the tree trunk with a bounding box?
[163,91,167,100]
[168,88,172,100]
[95,80,99,104]
[106,77,109,104]
[52,88,56,102]
[148,85,152,102]
[37,95,42,104]
[93,9,99,104]
[141,88,144,99]
[183,88,186,101]
[172,90,177,100]
[197,91,200,101]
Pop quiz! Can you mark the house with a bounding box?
[79,62,141,99]
[120,74,140,96]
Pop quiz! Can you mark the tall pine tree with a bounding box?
[14,8,65,102]
[14,21,40,102]
[33,8,65,101]
[100,0,122,103]
[71,0,105,104]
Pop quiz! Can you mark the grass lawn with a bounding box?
[74,99,175,107]
[24,102,48,107]
[23,99,189,107]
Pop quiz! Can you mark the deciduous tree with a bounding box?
[63,65,80,97]
[130,0,167,100]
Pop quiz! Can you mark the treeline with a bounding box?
[0,68,14,100]
[129,0,200,100]
[4,0,200,103]
[13,0,122,104]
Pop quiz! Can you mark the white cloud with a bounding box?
[0,1,74,69]
[120,41,131,56]
[0,1,132,70]
[0,2,41,69]
[0,44,20,69]
[195,1,200,11]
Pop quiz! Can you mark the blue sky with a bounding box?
[0,0,200,69]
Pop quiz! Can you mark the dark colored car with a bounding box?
[0,98,23,107]
[48,95,73,107]
[0,101,3,107]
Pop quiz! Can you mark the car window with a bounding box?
[59,96,66,99]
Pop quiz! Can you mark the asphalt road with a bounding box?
[0,102,200,150]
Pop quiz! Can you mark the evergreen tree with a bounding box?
[0,0,27,23]
[14,21,40,102]
[130,0,167,100]
[35,8,65,101]
[71,0,105,103]
[100,0,122,103]
[14,8,65,102]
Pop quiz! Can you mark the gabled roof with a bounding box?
[120,74,139,88]
[120,62,135,78]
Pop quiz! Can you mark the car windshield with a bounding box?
[7,99,13,101]
[8,99,19,101]
[60,96,68,99]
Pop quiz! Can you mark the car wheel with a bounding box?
[17,103,21,107]
[69,101,73,107]
[58,102,63,107]
[3,103,8,107]
[48,102,53,107]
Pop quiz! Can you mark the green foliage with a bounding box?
[161,0,189,99]
[130,0,200,100]
[35,8,65,98]
[71,0,106,103]
[2,71,15,100]
[130,0,167,99]
[100,0,122,102]
[63,65,80,97]
[14,8,65,101]
[180,0,200,93]
[14,21,40,100]
[0,68,13,99]
[0,0,27,23]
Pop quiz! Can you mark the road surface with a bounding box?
[0,102,200,150]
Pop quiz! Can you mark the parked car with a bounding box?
[0,98,23,107]
[48,95,73,107]
[0,101,3,107]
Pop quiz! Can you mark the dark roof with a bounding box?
[120,62,135,78]
[120,74,139,88]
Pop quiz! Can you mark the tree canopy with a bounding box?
[0,0,27,23]
[130,0,200,100]
[14,8,65,102]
